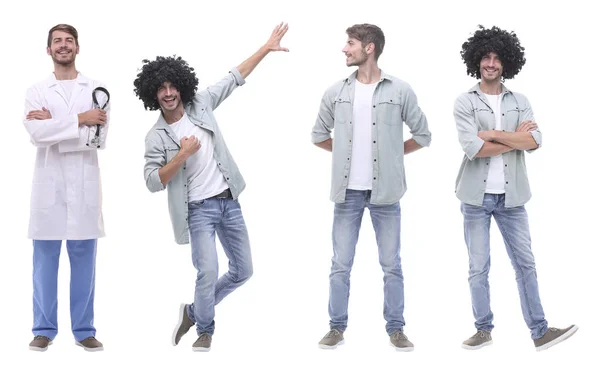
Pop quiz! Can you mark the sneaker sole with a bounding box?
[318,339,345,349]
[536,325,579,352]
[389,342,414,352]
[172,303,188,346]
[192,346,211,352]
[461,340,493,350]
[75,342,104,352]
[29,341,53,352]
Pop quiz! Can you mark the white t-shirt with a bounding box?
[169,113,229,202]
[348,80,378,190]
[484,94,505,194]
[59,79,77,102]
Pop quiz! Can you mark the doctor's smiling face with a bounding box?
[47,29,79,66]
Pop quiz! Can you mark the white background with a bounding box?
[0,0,597,371]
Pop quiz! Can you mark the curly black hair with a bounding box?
[133,56,199,111]
[460,25,526,80]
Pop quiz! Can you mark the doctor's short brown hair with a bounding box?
[47,24,79,47]
[346,23,385,61]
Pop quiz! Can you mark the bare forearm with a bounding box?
[404,138,423,155]
[237,46,270,79]
[158,152,187,185]
[493,131,538,150]
[314,138,332,152]
[475,142,513,158]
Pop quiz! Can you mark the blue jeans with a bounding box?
[328,189,405,335]
[186,197,253,336]
[32,239,97,341]
[461,193,548,339]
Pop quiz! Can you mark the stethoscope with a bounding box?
[86,86,110,148]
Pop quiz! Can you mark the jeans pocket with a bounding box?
[189,199,206,206]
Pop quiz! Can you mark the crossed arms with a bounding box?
[24,86,109,152]
[474,120,539,158]
[454,95,542,160]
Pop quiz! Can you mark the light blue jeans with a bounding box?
[461,193,548,339]
[32,239,97,341]
[328,189,405,335]
[186,197,253,336]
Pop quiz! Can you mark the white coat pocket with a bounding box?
[31,168,55,209]
[83,164,101,207]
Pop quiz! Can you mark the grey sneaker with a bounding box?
[172,303,194,346]
[76,336,104,352]
[534,325,578,351]
[192,333,212,352]
[390,331,414,352]
[29,336,52,352]
[318,329,344,349]
[462,330,492,350]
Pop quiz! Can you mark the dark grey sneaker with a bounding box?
[390,331,414,352]
[76,336,104,352]
[172,303,194,346]
[318,329,344,349]
[192,333,212,352]
[462,330,493,350]
[29,336,52,352]
[534,325,578,351]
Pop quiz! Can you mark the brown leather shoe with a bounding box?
[76,336,104,352]
[29,335,52,352]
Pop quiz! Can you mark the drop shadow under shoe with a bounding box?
[462,330,493,350]
[534,325,578,351]
[390,331,414,352]
[173,303,195,346]
[76,336,104,352]
[29,336,52,352]
[192,333,212,352]
[318,329,344,349]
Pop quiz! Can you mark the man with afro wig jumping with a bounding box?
[454,25,577,351]
[135,23,289,352]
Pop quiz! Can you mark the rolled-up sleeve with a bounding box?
[144,135,166,193]
[520,96,542,153]
[200,67,246,111]
[229,66,246,87]
[311,90,335,144]
[454,95,484,161]
[402,85,431,147]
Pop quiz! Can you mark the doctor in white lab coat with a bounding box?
[23,24,108,352]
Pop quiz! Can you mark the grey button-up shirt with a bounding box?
[144,67,246,244]
[311,70,431,205]
[454,83,542,208]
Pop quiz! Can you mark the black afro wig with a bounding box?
[133,56,199,111]
[460,25,526,80]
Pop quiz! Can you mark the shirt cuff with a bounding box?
[412,134,431,148]
[229,67,246,87]
[465,137,485,161]
[148,169,166,192]
[311,133,331,144]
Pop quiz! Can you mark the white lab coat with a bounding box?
[23,72,110,240]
